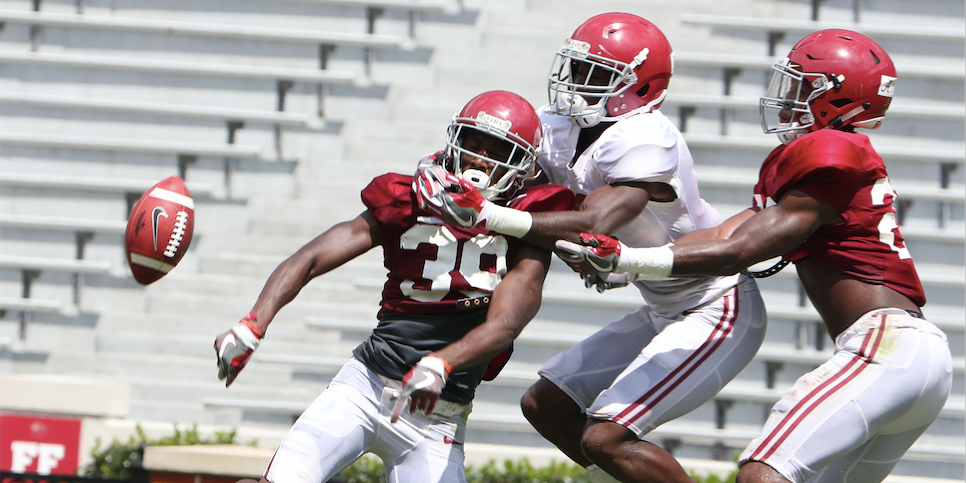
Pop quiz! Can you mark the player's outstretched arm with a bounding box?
[215,211,383,387]
[524,182,655,249]
[417,176,656,251]
[247,211,383,328]
[669,190,833,275]
[557,190,836,278]
[672,207,759,244]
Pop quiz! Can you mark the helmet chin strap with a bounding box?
[777,129,807,145]
[551,92,605,128]
[556,90,668,127]
[776,112,814,145]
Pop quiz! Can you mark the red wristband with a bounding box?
[241,312,264,339]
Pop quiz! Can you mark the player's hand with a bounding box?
[413,151,452,206]
[214,313,264,387]
[413,152,460,215]
[390,355,450,423]
[554,233,625,276]
[413,165,493,228]
[584,272,638,293]
[437,177,493,228]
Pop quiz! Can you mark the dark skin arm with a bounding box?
[665,190,918,337]
[522,181,673,250]
[669,190,834,276]
[434,241,551,372]
[247,211,383,333]
[672,207,759,244]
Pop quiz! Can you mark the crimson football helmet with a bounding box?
[548,12,674,127]
[760,29,897,144]
[444,90,542,199]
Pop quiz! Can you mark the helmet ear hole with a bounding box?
[829,98,852,108]
[636,84,649,98]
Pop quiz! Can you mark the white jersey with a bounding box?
[537,107,739,316]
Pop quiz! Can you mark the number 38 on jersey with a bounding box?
[399,222,508,302]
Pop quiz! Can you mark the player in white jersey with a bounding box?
[414,13,767,483]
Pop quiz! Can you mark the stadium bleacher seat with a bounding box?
[0,10,415,78]
[0,172,214,197]
[0,132,267,160]
[0,91,326,130]
[664,93,966,122]
[673,52,965,81]
[680,13,965,44]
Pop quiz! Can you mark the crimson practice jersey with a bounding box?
[353,173,574,403]
[753,129,926,306]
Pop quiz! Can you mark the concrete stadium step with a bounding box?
[194,234,319,258]
[343,138,441,169]
[141,288,382,324]
[93,312,347,346]
[196,250,386,282]
[343,118,443,144]
[127,376,326,408]
[40,350,291,384]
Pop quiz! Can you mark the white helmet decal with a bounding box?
[475,111,512,133]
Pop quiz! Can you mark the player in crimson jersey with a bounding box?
[556,30,953,483]
[416,13,767,483]
[213,90,575,483]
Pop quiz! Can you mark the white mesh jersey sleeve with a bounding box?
[592,114,680,187]
[535,106,580,188]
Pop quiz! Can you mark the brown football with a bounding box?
[125,176,195,285]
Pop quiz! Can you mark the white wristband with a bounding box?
[233,322,262,349]
[418,355,449,378]
[481,203,533,238]
[615,244,674,280]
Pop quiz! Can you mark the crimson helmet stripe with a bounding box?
[611,285,739,427]
[749,317,888,462]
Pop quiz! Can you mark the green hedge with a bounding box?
[79,425,249,479]
[340,456,736,483]
[82,426,736,483]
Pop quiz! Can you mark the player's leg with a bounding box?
[734,463,789,483]
[263,358,382,483]
[521,377,590,465]
[807,421,932,483]
[737,310,951,483]
[521,305,662,467]
[584,279,766,482]
[581,420,692,483]
[382,400,470,483]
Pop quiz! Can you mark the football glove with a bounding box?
[214,313,264,387]
[413,159,493,228]
[584,272,639,293]
[413,151,456,213]
[554,233,624,275]
[390,354,450,423]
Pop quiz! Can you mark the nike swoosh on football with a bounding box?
[152,206,169,251]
